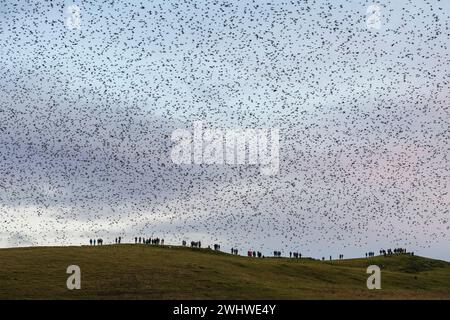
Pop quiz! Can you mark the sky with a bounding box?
[0,0,449,261]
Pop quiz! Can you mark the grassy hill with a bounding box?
[0,245,449,299]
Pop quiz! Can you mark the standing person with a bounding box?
[89,239,92,246]
[135,237,137,244]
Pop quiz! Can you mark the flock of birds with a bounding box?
[0,0,448,259]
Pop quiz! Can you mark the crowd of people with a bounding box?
[247,250,263,257]
[365,248,413,257]
[133,237,164,245]
[190,241,201,248]
[380,248,412,256]
[87,238,414,261]
[89,238,104,245]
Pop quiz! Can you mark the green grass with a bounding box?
[0,245,449,299]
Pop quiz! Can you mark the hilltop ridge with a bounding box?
[0,245,449,299]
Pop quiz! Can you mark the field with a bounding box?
[0,245,449,299]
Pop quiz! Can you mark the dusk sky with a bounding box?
[0,0,449,261]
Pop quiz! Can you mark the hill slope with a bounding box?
[0,245,449,299]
